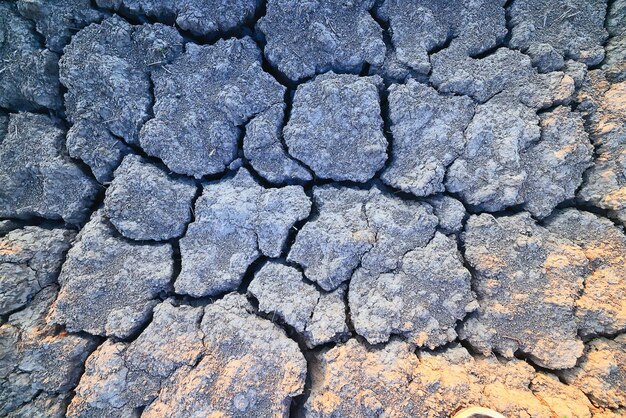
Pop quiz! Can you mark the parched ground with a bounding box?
[0,0,625,417]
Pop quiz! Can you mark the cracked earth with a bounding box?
[0,0,625,417]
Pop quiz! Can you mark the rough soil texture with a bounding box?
[140,37,284,178]
[576,70,626,224]
[350,231,476,348]
[0,2,62,111]
[104,154,196,241]
[96,0,261,38]
[284,72,387,182]
[0,0,625,417]
[49,210,173,339]
[460,213,588,370]
[508,0,608,71]
[0,113,98,225]
[0,227,75,316]
[258,0,385,82]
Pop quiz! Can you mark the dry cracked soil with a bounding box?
[0,0,625,417]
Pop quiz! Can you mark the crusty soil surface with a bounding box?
[1,0,625,417]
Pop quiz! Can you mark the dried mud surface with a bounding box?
[0,0,625,417]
